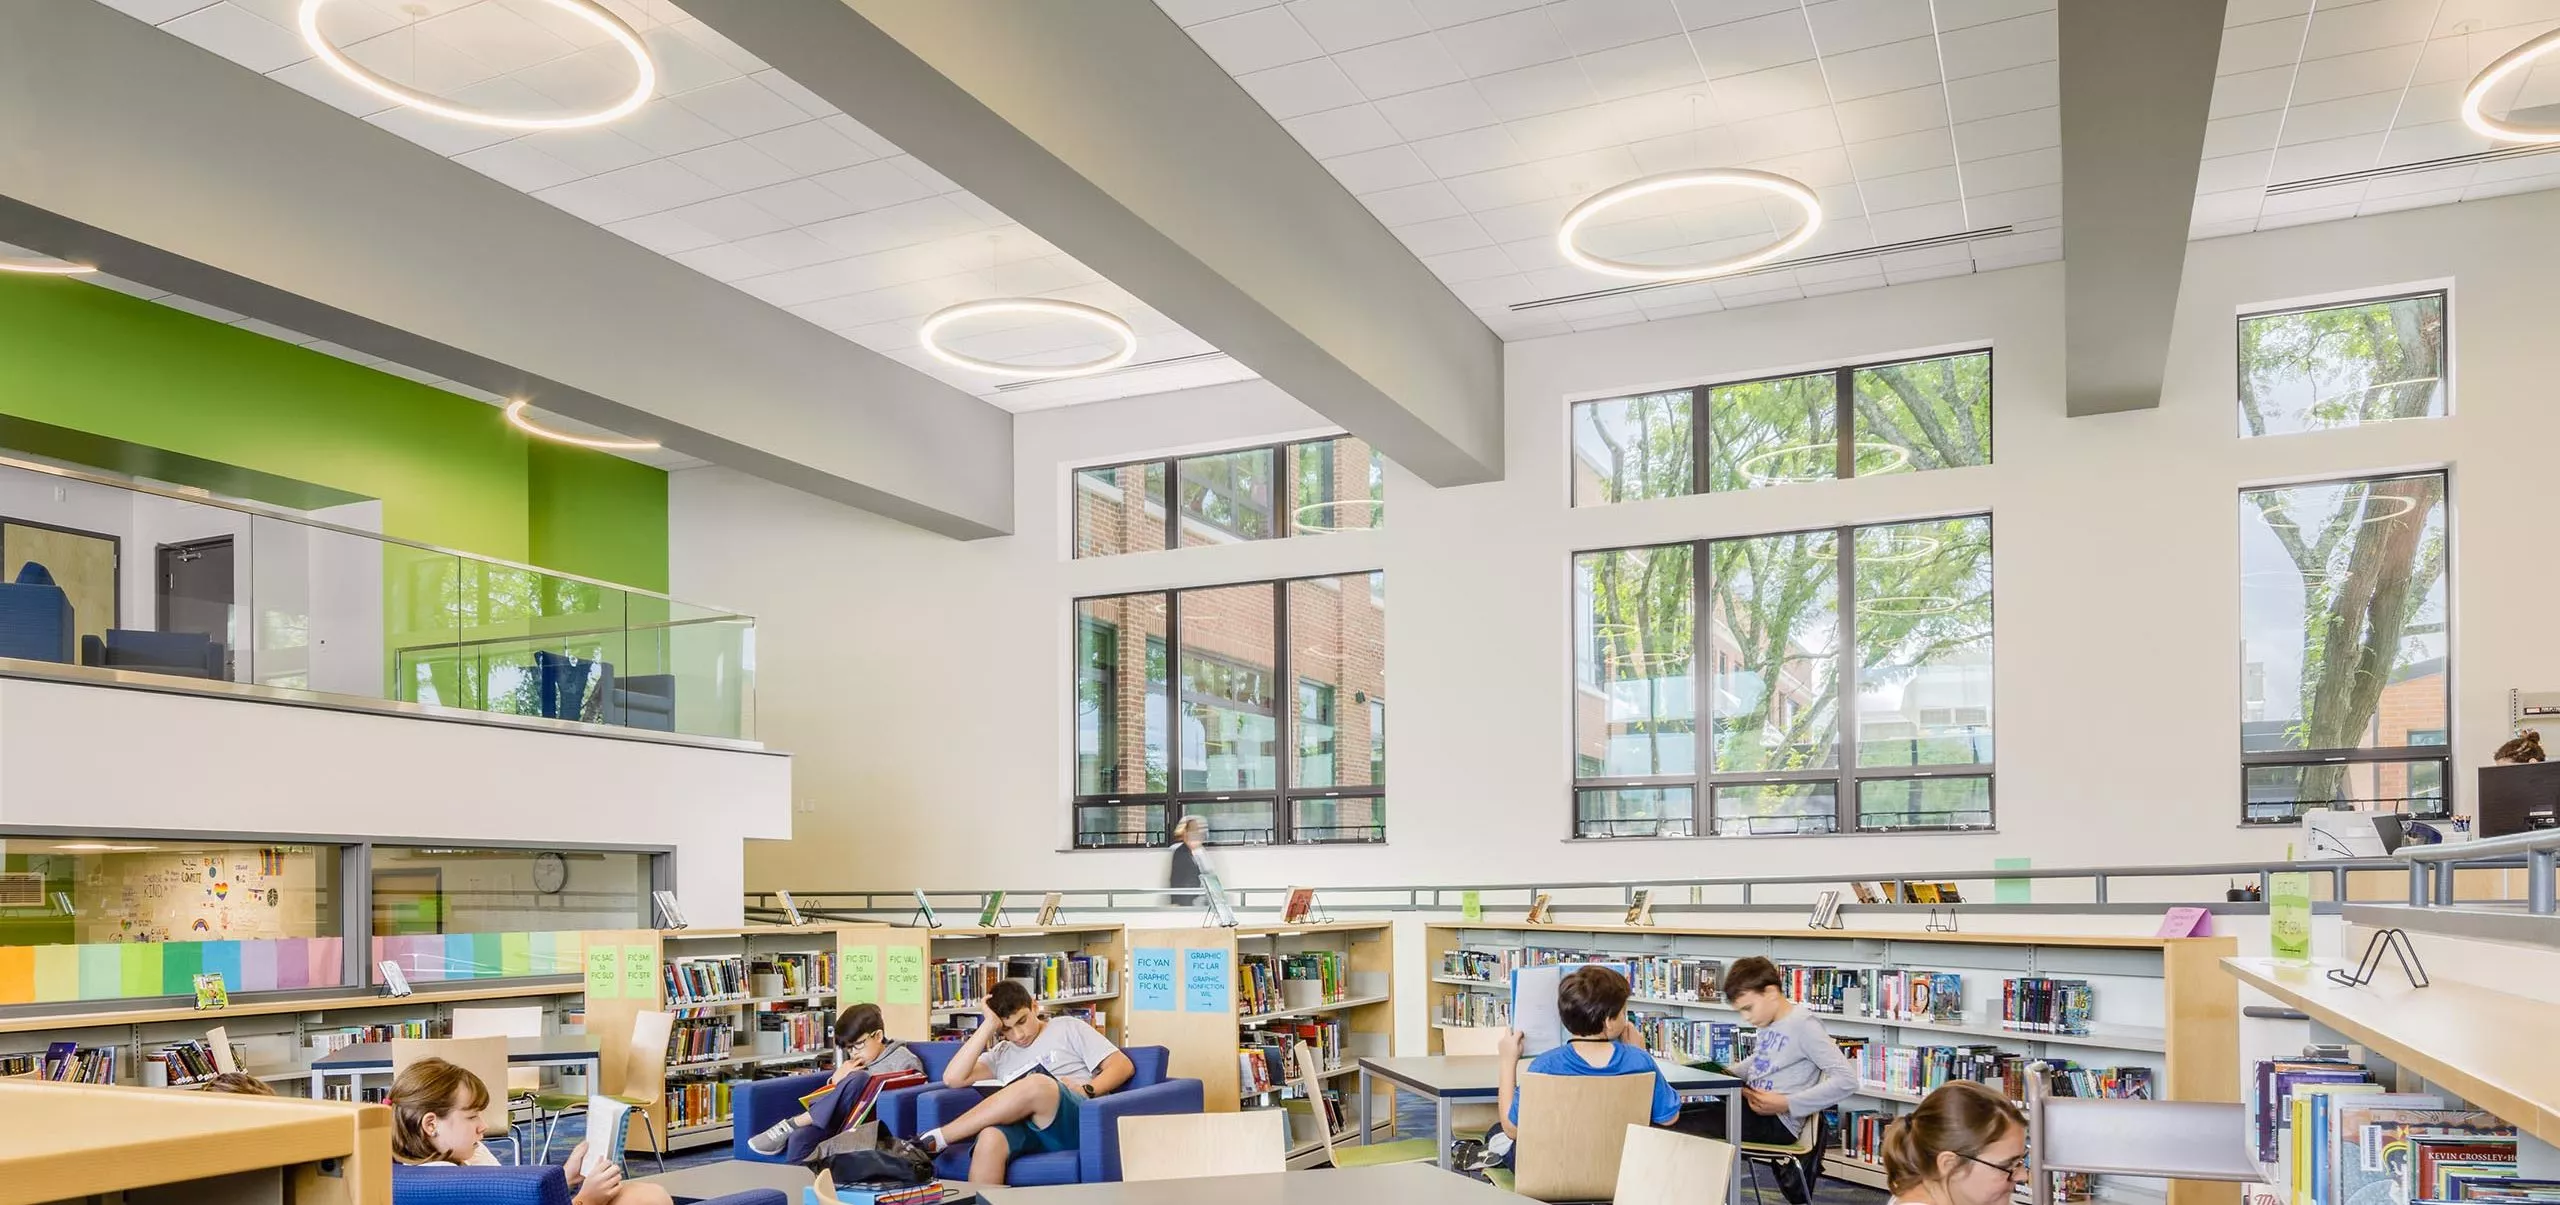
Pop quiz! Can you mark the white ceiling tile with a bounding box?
[1631,124,1743,172]
[1847,127,1956,177]
[1823,36,1944,102]
[1857,164,1962,211]
[365,105,515,156]
[2209,65,2296,119]
[1959,145,2060,194]
[670,242,786,284]
[1966,182,2059,226]
[418,2,577,76]
[823,115,903,160]
[1674,0,1798,26]
[1932,0,2054,32]
[2362,162,2475,197]
[724,230,853,275]
[2376,118,2496,165]
[534,159,723,225]
[1804,0,1936,55]
[1282,103,1408,156]
[1579,36,1709,101]
[817,160,937,210]
[1507,106,1633,158]
[1728,105,1844,160]
[2289,45,2423,106]
[2270,132,2387,179]
[1158,0,1281,27]
[2357,186,2468,215]
[338,27,498,97]
[1883,257,1974,285]
[1692,10,1818,77]
[2220,16,2310,75]
[1390,214,1495,255]
[1717,279,1808,307]
[1955,106,2059,158]
[1966,225,2062,271]
[633,28,740,96]
[1711,61,1831,120]
[1547,0,1683,53]
[1569,311,1648,331]
[674,76,809,139]
[1445,272,1541,307]
[1799,270,1892,298]
[1324,145,1441,193]
[2386,79,2468,130]
[1945,60,2057,123]
[1412,123,1529,175]
[2461,172,2560,202]
[606,99,731,156]
[1939,11,2056,82]
[1376,82,1504,140]
[162,3,308,73]
[672,141,798,193]
[1334,32,1471,98]
[1188,6,1324,74]
[1499,234,1570,272]
[1420,244,1522,282]
[1532,146,1642,195]
[513,42,648,114]
[1475,59,1604,121]
[1877,241,1972,271]
[2301,0,2437,60]
[1748,144,1857,186]
[1285,0,1429,51]
[1413,0,1543,25]
[267,56,395,117]
[1237,57,1369,119]
[2194,150,2274,194]
[2226,0,2314,26]
[1472,194,1577,241]
[888,154,963,196]
[1364,180,1470,225]
[452,140,588,192]
[804,196,981,256]
[733,259,876,307]
[667,16,767,75]
[2257,180,2365,214]
[101,0,217,22]
[1834,83,1950,142]
[1436,7,1570,75]
[745,121,880,176]
[2275,89,2404,144]
[605,212,724,255]
[738,179,862,226]
[752,69,839,120]
[662,195,792,242]
[525,126,661,176]
[2255,202,2360,230]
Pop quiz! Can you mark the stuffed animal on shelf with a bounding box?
[2495,730,2545,764]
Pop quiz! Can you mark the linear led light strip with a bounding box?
[2264,143,2560,195]
[299,0,654,130]
[1511,226,2016,312]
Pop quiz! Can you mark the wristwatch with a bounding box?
[1078,1083,1096,1098]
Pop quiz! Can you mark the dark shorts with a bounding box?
[993,1081,1082,1156]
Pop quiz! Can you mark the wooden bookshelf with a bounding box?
[583,923,903,1153]
[0,1078,390,1203]
[1427,922,2235,1205]
[924,925,1126,1044]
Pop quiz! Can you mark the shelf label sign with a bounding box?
[1184,947,1228,1013]
[884,944,925,1005]
[1132,947,1176,1012]
[843,945,879,1005]
[586,945,619,999]
[624,945,656,1001]
[2269,873,2312,962]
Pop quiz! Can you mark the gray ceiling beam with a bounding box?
[2058,0,2228,416]
[0,0,1011,539]
[677,0,1505,487]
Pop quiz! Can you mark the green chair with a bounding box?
[1290,1042,1438,1168]
[537,1009,671,1174]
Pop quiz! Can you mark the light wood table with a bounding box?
[632,1161,976,1204]
[0,1079,390,1204]
[310,1034,602,1100]
[1355,1053,1745,1205]
[981,1162,1514,1204]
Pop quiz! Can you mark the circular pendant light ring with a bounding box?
[0,256,97,275]
[919,298,1139,379]
[1558,169,1824,281]
[504,400,659,451]
[299,0,656,131]
[2462,27,2560,143]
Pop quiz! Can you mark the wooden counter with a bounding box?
[0,1079,389,1204]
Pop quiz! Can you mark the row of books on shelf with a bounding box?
[929,1004,1106,1041]
[1238,951,1352,1016]
[2000,977,2094,1036]
[148,1039,237,1086]
[5,1043,117,1083]
[1630,1015,1753,1066]
[668,1079,734,1130]
[2253,1053,2551,1205]
[754,1010,827,1054]
[1435,987,1510,1029]
[668,1019,737,1066]
[668,955,751,1004]
[1439,945,1623,983]
[1854,1040,2153,1102]
[1238,1020,1347,1094]
[1780,966,1967,1026]
[310,1020,444,1056]
[1447,949,2103,1040]
[929,953,1113,1009]
[754,952,835,997]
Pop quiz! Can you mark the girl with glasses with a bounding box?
[1883,1080,2032,1205]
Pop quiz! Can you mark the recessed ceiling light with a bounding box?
[1558,169,1824,281]
[2461,26,2560,143]
[504,400,660,452]
[918,298,1139,379]
[0,256,97,275]
[298,0,656,130]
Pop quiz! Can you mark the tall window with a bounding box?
[1572,351,1991,507]
[1072,435,1384,557]
[2240,472,2449,823]
[1573,515,1993,838]
[1073,572,1385,847]
[2239,292,2446,437]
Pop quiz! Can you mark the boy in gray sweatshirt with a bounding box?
[1673,955,1857,1203]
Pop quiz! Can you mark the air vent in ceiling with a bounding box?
[2264,142,2560,196]
[991,350,1234,392]
[1509,225,2019,312]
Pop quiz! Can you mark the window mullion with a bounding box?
[1274,579,1293,844]
[1835,522,1858,834]
[1836,366,1854,481]
[1162,459,1178,551]
[1693,538,1711,837]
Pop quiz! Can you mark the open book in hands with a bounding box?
[584,1097,634,1176]
[971,1059,1062,1090]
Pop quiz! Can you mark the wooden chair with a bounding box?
[1487,1069,1658,1201]
[1616,1125,1734,1205]
[1290,1042,1438,1168]
[1738,1113,1826,1205]
[1438,1027,1507,1134]
[390,1036,516,1163]
[1116,1111,1287,1181]
[536,1009,671,1173]
[452,1006,545,1158]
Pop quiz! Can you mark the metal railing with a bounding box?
[2397,829,2560,914]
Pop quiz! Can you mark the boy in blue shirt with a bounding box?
[1481,964,1679,1170]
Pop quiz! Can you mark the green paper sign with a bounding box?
[1460,891,1482,922]
[2270,872,2313,962]
[884,944,925,1005]
[624,945,656,1001]
[1994,857,2033,904]
[587,945,620,999]
[843,945,880,1005]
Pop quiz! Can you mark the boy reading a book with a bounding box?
[1481,965,1681,1170]
[917,981,1134,1184]
[746,1003,928,1158]
[1674,955,1858,1204]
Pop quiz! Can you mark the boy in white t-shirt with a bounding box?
[918,980,1134,1184]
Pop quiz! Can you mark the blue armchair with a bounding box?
[82,629,224,678]
[390,1163,783,1205]
[731,1069,859,1164]
[871,1041,966,1143]
[911,1046,1203,1187]
[0,562,71,664]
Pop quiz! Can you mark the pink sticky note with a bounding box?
[2157,906,2213,937]
[277,938,311,990]
[310,937,343,988]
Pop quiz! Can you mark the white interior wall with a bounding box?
[675,187,2560,898]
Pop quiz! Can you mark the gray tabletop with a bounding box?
[311,1034,602,1070]
[982,1162,1514,1204]
[1359,1054,1741,1098]
[636,1163,976,1203]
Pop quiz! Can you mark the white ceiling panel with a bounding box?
[100,0,1246,411]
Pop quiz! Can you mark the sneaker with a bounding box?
[747,1119,798,1157]
[1447,1140,1488,1171]
[1773,1159,1810,1205]
[917,1129,947,1156]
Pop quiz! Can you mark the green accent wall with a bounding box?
[0,273,666,583]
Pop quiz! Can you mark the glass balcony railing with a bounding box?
[0,453,754,741]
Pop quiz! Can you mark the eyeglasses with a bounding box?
[1960,1152,2029,1177]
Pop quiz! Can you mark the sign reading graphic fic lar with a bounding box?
[1132,948,1176,1011]
[1184,947,1229,1013]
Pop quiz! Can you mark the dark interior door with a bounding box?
[157,537,233,653]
